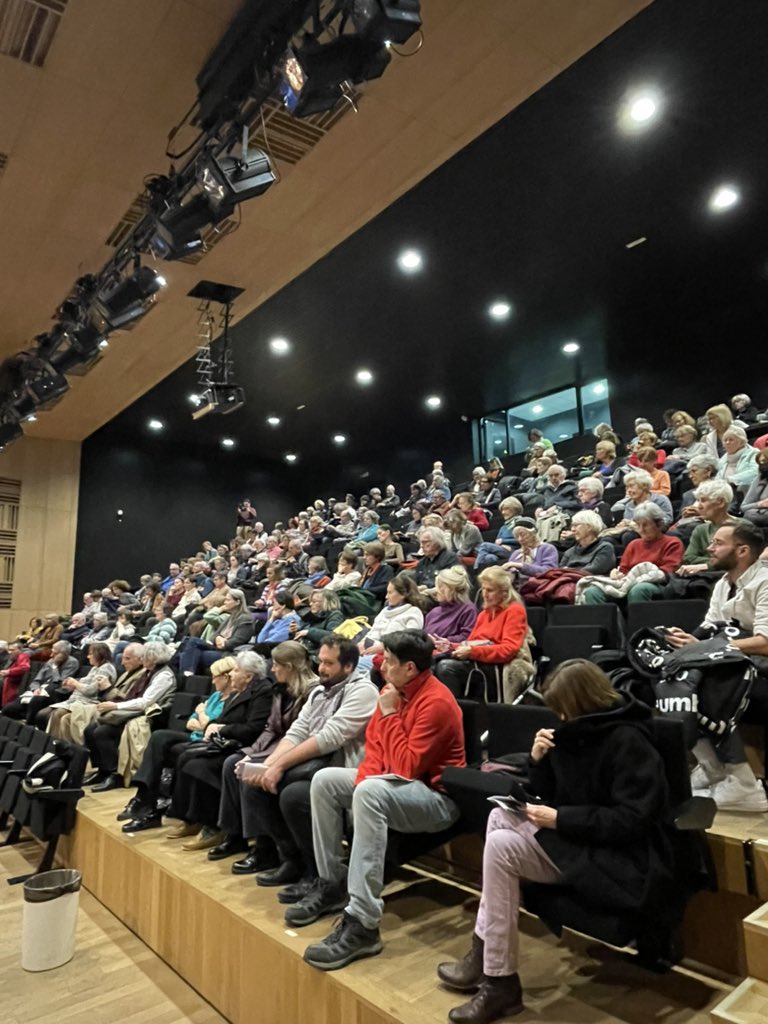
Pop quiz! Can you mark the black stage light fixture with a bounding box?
[198,148,276,211]
[150,194,231,262]
[25,360,70,407]
[95,264,166,330]
[191,383,245,420]
[351,0,422,45]
[280,36,390,116]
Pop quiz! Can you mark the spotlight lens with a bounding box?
[266,415,282,427]
[489,301,512,320]
[709,185,740,211]
[148,418,164,431]
[188,393,201,406]
[270,336,291,355]
[332,434,347,445]
[562,341,580,354]
[156,274,167,288]
[98,339,109,350]
[355,369,374,385]
[425,395,442,409]
[397,249,423,272]
[26,414,37,423]
[222,437,235,448]
[629,95,657,122]
[531,404,543,414]
[285,452,298,463]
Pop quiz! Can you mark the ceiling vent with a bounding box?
[248,94,357,165]
[0,0,68,68]
[0,152,8,179]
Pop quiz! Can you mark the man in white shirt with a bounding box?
[668,521,768,811]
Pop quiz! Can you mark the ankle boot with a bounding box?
[437,933,484,991]
[448,973,523,1024]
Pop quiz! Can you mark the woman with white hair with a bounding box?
[676,480,737,575]
[611,469,673,531]
[667,424,707,466]
[501,519,558,581]
[559,511,616,575]
[424,565,478,650]
[716,426,759,488]
[412,526,459,591]
[574,476,612,526]
[582,503,684,605]
[731,393,760,425]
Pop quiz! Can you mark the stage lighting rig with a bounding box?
[350,0,422,45]
[279,34,389,116]
[187,280,245,420]
[94,259,166,330]
[198,145,276,211]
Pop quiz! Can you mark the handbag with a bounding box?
[334,615,370,641]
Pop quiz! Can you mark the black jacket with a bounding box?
[412,549,458,589]
[361,562,394,599]
[217,678,273,744]
[541,480,580,512]
[560,538,616,575]
[528,697,675,919]
[212,614,255,651]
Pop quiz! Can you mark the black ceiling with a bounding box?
[91,0,768,478]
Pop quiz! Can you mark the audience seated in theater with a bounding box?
[350,510,380,549]
[528,464,580,516]
[305,555,331,588]
[376,524,404,568]
[666,423,707,466]
[474,497,524,570]
[210,641,319,870]
[569,476,612,527]
[24,613,63,662]
[377,484,401,512]
[452,491,489,531]
[360,542,394,599]
[410,527,459,594]
[253,564,285,614]
[501,519,559,584]
[280,539,309,579]
[582,503,684,606]
[178,590,254,676]
[326,550,362,591]
[425,565,478,651]
[357,575,427,672]
[185,572,230,635]
[292,590,344,655]
[731,392,761,425]
[704,403,733,459]
[444,510,483,564]
[673,454,720,529]
[255,593,301,652]
[1,640,78,721]
[122,651,273,846]
[131,582,164,625]
[610,469,673,532]
[105,609,136,653]
[223,638,378,893]
[635,446,671,496]
[717,426,759,489]
[589,439,625,486]
[741,449,768,528]
[290,631,465,970]
[627,431,666,468]
[676,481,738,576]
[43,642,116,733]
[0,641,31,706]
[172,576,203,623]
[80,592,98,621]
[421,472,452,514]
[435,566,528,702]
[666,521,768,812]
[437,659,676,1024]
[559,511,617,576]
[476,474,502,510]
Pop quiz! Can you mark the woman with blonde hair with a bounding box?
[437,659,675,1024]
[435,566,528,702]
[704,403,733,460]
[425,565,478,651]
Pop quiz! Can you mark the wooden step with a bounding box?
[744,903,768,983]
[711,977,768,1023]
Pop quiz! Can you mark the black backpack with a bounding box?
[22,743,73,794]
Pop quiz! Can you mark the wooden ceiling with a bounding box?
[0,0,650,442]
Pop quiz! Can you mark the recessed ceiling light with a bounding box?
[513,423,524,429]
[221,437,236,449]
[355,368,374,385]
[296,404,306,411]
[425,395,442,409]
[559,434,570,439]
[25,414,37,423]
[188,393,201,406]
[332,433,347,445]
[561,341,580,355]
[284,452,298,464]
[531,404,543,415]
[619,88,662,132]
[148,418,164,431]
[629,94,657,123]
[488,301,512,321]
[709,184,740,212]
[592,383,606,395]
[98,339,109,350]
[266,415,281,427]
[397,248,423,273]
[625,236,647,249]
[269,336,291,355]
[494,439,503,445]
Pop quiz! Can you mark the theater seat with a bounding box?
[626,599,708,636]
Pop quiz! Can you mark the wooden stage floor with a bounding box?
[35,788,735,1024]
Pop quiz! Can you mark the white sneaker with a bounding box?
[690,763,725,795]
[710,776,768,813]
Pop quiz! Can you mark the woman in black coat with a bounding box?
[437,659,675,1024]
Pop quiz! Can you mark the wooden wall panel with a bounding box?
[0,435,80,637]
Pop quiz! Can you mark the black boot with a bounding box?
[437,933,484,991]
[448,974,523,1024]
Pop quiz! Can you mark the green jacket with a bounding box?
[683,516,739,565]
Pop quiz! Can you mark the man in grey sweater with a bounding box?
[211,637,378,891]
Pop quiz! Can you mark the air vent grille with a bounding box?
[0,0,68,68]
[0,152,8,178]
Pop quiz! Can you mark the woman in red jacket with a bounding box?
[435,566,528,702]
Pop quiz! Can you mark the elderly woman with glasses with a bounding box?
[716,426,759,489]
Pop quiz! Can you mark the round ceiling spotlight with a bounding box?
[269,336,291,355]
[397,248,423,273]
[561,341,580,355]
[188,393,201,406]
[708,184,740,212]
[355,368,374,385]
[266,415,282,427]
[593,383,607,395]
[425,395,442,410]
[284,452,298,464]
[488,300,512,321]
[148,418,164,431]
[332,433,348,446]
[531,404,544,415]
[221,437,236,449]
[618,87,663,133]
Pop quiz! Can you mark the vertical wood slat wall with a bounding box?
[0,437,80,638]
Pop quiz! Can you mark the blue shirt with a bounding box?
[257,612,301,645]
[188,690,224,742]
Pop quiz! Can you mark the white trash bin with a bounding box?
[21,869,82,972]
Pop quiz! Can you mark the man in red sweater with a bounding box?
[0,642,31,707]
[286,630,466,970]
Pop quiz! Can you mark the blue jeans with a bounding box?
[179,637,219,675]
[474,542,510,570]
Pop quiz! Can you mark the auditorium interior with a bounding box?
[2,1,768,1022]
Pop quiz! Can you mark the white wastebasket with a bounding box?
[21,869,82,972]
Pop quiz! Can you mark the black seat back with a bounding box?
[626,599,708,636]
[541,625,606,671]
[487,704,558,761]
[548,604,623,649]
[457,699,485,766]
[524,606,547,645]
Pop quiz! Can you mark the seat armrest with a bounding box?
[673,796,716,831]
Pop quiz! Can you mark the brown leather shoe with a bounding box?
[181,829,224,851]
[437,933,484,991]
[166,822,201,840]
[448,975,523,1024]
